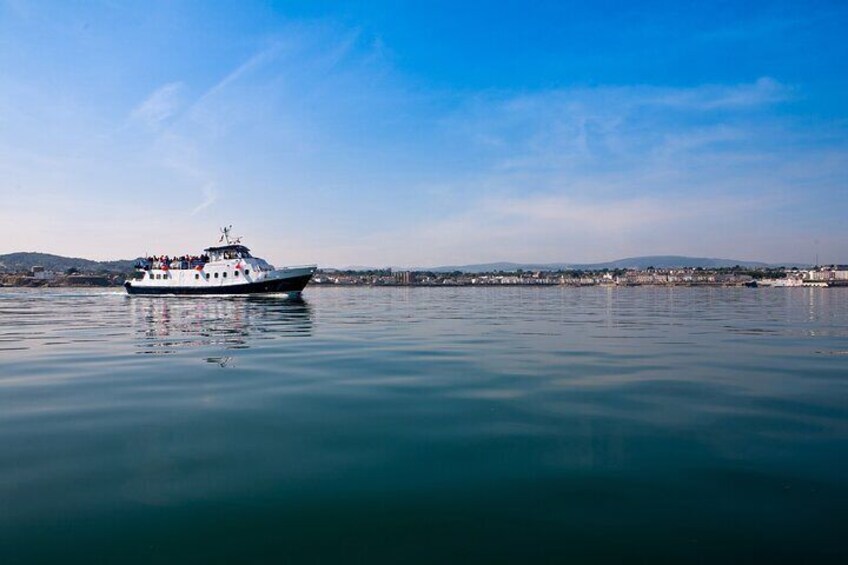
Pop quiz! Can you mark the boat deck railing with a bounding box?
[275,264,318,271]
[137,260,208,271]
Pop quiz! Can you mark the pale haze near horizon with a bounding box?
[1,1,846,268]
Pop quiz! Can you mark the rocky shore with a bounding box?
[0,274,122,287]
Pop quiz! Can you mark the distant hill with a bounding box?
[2,252,780,275]
[0,252,138,273]
[420,256,772,273]
[580,255,772,270]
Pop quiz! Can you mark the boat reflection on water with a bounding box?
[131,295,313,355]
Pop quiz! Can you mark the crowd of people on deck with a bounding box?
[137,254,210,270]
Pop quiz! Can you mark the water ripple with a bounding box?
[1,286,847,562]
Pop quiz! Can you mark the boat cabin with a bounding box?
[203,244,254,262]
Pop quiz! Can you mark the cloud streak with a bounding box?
[191,183,218,215]
[130,82,185,129]
[652,77,789,110]
[191,41,287,111]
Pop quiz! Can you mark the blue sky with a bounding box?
[1,0,846,266]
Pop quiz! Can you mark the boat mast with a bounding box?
[219,225,242,246]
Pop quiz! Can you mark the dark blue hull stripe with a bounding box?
[124,274,313,295]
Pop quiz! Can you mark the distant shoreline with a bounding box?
[3,282,845,290]
[3,263,846,289]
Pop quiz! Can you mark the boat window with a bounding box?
[245,269,250,276]
[234,271,239,277]
[206,273,210,280]
[156,274,161,280]
[195,274,199,280]
[223,272,227,278]
[214,272,219,278]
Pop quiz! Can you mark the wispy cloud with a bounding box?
[3,2,847,265]
[300,76,837,265]
[482,194,760,229]
[323,190,775,267]
[131,46,287,217]
[445,78,793,180]
[652,77,789,110]
[192,41,286,109]
[130,82,185,129]
[191,183,218,215]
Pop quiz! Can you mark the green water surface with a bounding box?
[1,287,846,563]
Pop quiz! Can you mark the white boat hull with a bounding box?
[125,266,316,296]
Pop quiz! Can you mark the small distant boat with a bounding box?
[769,278,803,288]
[124,227,316,296]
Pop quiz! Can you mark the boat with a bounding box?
[768,278,803,288]
[124,227,316,296]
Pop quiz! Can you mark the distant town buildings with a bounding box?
[30,266,55,281]
[395,271,414,285]
[2,263,847,289]
[805,267,848,285]
[308,266,848,288]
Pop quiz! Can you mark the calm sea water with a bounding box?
[1,286,846,563]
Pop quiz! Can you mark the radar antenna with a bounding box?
[219,225,242,245]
